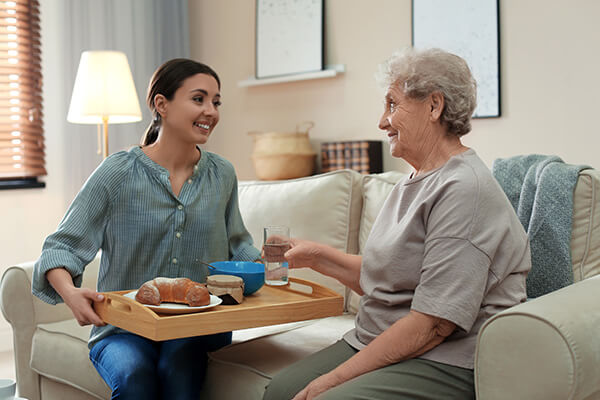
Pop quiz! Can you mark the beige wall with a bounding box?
[189,0,600,179]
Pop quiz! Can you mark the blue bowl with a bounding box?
[209,261,265,295]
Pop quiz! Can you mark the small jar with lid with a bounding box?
[207,274,245,304]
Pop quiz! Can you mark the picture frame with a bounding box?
[255,0,324,79]
[412,0,501,118]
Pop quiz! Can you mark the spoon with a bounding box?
[195,259,217,271]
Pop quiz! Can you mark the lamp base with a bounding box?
[102,116,109,159]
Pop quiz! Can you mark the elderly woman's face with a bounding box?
[378,84,432,159]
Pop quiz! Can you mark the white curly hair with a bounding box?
[377,47,477,137]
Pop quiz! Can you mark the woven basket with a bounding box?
[249,122,316,180]
[251,153,316,181]
[250,131,315,155]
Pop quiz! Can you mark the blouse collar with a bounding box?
[131,146,208,177]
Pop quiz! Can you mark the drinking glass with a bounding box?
[263,226,290,286]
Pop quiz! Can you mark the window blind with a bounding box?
[0,0,44,181]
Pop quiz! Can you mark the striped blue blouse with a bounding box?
[32,146,260,347]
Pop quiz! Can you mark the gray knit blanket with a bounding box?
[492,155,589,298]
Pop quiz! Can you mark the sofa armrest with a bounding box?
[0,257,101,400]
[475,275,600,400]
[1,264,42,400]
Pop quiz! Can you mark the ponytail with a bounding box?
[140,113,161,146]
[141,58,221,146]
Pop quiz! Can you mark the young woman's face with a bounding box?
[158,73,221,145]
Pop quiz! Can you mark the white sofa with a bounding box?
[2,168,600,400]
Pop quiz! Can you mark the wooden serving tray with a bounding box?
[94,277,343,341]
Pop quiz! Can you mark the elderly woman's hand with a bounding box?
[283,238,364,294]
[283,238,322,269]
[291,372,341,400]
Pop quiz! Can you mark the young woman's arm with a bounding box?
[46,268,106,326]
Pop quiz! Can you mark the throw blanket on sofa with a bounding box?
[492,155,589,298]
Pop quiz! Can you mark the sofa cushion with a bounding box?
[570,169,600,282]
[40,377,101,400]
[239,170,363,297]
[30,319,110,399]
[30,318,340,400]
[344,172,406,314]
[358,171,407,254]
[232,320,316,344]
[201,314,356,400]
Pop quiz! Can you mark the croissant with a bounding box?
[135,277,210,307]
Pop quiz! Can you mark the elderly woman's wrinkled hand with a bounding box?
[291,372,340,400]
[262,233,291,263]
[283,238,322,269]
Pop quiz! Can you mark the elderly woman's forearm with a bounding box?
[315,244,363,294]
[328,311,455,385]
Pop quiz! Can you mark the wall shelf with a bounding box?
[238,64,345,87]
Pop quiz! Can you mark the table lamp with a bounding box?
[67,51,142,158]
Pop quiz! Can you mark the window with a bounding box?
[0,0,44,189]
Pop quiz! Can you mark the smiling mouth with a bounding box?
[193,122,211,130]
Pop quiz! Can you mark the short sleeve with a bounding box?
[412,237,490,332]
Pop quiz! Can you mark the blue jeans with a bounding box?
[89,332,231,400]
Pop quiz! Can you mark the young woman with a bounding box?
[32,59,260,399]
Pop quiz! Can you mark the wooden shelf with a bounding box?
[238,64,345,87]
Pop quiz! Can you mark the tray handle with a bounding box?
[287,277,343,299]
[94,291,159,323]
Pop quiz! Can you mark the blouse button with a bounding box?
[187,179,193,184]
[177,205,183,210]
[172,258,178,264]
[175,232,181,238]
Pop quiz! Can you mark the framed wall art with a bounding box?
[412,0,501,118]
[255,0,324,79]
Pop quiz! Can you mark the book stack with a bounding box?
[321,140,383,174]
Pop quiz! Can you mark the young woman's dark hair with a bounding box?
[141,59,221,146]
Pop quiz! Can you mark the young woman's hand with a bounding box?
[62,286,106,327]
[46,268,106,327]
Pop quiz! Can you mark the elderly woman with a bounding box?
[262,48,531,400]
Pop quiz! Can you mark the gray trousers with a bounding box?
[263,340,474,400]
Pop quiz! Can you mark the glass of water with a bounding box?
[263,225,290,286]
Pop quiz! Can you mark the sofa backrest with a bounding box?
[239,167,600,312]
[357,169,600,282]
[358,171,407,254]
[238,169,363,298]
[350,168,600,311]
